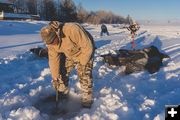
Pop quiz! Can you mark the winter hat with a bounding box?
[40,26,57,44]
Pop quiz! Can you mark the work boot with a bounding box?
[81,93,93,108]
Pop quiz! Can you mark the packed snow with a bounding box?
[0,20,179,120]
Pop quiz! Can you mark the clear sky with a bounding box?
[73,0,180,21]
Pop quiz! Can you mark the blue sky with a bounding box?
[73,0,180,20]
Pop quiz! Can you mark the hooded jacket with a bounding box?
[46,21,95,80]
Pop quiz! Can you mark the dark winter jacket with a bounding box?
[101,24,108,33]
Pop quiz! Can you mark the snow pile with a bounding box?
[8,107,41,120]
[0,21,179,120]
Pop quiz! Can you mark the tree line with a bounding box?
[13,0,130,24]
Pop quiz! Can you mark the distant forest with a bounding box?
[12,0,131,24]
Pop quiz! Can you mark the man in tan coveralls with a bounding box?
[40,21,95,108]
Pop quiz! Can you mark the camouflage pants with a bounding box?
[58,54,93,103]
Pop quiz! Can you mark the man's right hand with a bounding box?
[51,79,69,94]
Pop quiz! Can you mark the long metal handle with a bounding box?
[55,89,59,109]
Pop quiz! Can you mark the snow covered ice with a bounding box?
[0,21,179,120]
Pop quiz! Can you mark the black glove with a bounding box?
[30,48,48,58]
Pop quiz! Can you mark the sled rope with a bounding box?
[0,41,42,49]
[110,68,122,82]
